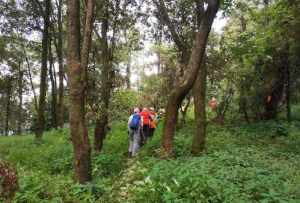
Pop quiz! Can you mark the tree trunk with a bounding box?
[192,63,207,155]
[17,63,23,135]
[162,94,181,155]
[56,0,65,128]
[214,87,234,124]
[237,13,249,123]
[126,54,131,89]
[157,50,161,74]
[94,94,110,152]
[94,2,113,152]
[94,101,110,152]
[263,54,286,120]
[240,15,246,33]
[67,0,95,184]
[24,51,38,112]
[5,80,12,136]
[285,44,291,122]
[240,97,250,123]
[161,0,219,156]
[94,118,107,152]
[48,38,58,129]
[35,0,51,140]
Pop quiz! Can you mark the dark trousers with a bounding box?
[142,124,150,144]
[149,127,155,138]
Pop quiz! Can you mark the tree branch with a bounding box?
[154,0,186,52]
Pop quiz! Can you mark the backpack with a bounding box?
[129,114,141,130]
[149,113,157,128]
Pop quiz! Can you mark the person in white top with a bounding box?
[128,107,141,157]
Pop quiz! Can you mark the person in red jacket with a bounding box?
[140,107,151,144]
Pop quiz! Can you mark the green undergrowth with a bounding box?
[0,120,300,202]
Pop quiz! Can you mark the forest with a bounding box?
[0,0,299,202]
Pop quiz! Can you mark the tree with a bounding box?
[90,0,140,152]
[221,0,300,122]
[4,77,12,136]
[35,0,51,140]
[48,36,58,129]
[67,0,95,183]
[155,0,220,156]
[17,62,24,135]
[92,0,114,152]
[54,0,65,128]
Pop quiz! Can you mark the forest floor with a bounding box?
[0,120,300,203]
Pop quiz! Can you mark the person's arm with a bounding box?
[128,115,133,126]
[140,115,144,127]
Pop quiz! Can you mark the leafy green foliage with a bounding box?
[117,122,300,203]
[223,0,300,120]
[0,118,300,202]
[109,89,140,121]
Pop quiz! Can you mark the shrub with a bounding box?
[0,160,18,202]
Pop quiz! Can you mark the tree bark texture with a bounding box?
[192,63,207,155]
[94,117,107,152]
[67,0,95,183]
[35,0,51,140]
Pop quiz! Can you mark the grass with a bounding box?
[0,119,300,202]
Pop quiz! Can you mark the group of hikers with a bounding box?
[126,97,218,157]
[127,107,158,157]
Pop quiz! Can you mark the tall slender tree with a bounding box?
[4,77,12,136]
[35,0,51,140]
[93,0,115,152]
[67,0,96,183]
[48,37,58,128]
[17,62,23,135]
[55,0,65,128]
